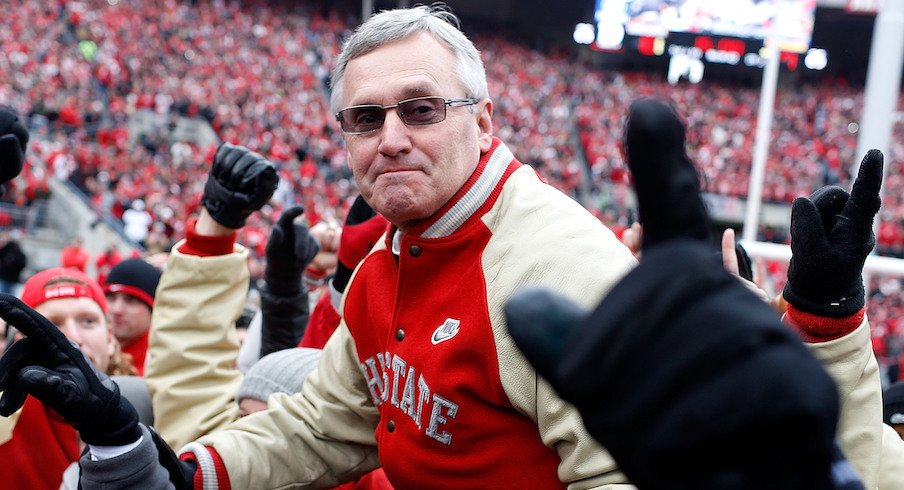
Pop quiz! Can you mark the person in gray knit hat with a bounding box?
[236,347,322,416]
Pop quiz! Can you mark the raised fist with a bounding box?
[201,143,279,229]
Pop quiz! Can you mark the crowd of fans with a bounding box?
[1,0,904,376]
[574,68,904,254]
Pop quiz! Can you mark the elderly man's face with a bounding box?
[340,32,493,231]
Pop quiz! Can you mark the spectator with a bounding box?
[122,199,152,247]
[300,194,388,349]
[235,348,322,417]
[94,244,123,286]
[881,381,904,489]
[884,382,904,440]
[59,237,89,272]
[103,257,162,375]
[235,204,320,373]
[0,267,135,489]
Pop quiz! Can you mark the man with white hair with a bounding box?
[0,6,637,488]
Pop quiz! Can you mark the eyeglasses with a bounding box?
[336,96,480,134]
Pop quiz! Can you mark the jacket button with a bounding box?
[395,329,405,341]
[387,420,396,432]
[409,245,422,257]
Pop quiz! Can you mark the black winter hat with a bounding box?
[104,258,162,308]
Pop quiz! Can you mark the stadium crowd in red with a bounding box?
[1,0,904,376]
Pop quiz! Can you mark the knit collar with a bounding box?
[405,137,516,239]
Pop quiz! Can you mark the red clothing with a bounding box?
[96,249,124,286]
[783,305,865,343]
[60,245,89,272]
[342,140,564,488]
[298,292,341,349]
[0,398,80,489]
[123,330,150,376]
[332,469,392,490]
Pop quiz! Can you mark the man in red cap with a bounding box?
[0,267,116,489]
[103,258,161,375]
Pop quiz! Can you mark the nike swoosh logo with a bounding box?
[431,318,461,345]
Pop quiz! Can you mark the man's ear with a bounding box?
[477,98,493,153]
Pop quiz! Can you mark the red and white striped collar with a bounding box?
[406,137,518,239]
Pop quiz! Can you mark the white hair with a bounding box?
[329,4,489,114]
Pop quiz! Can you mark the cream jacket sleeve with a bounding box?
[805,318,882,489]
[0,408,20,445]
[879,423,904,490]
[195,321,382,489]
[145,244,249,449]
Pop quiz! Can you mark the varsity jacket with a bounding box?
[137,224,391,490]
[164,138,638,489]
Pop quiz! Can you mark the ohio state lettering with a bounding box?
[359,352,458,445]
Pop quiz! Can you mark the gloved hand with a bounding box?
[265,205,319,296]
[505,100,842,488]
[0,294,141,446]
[507,98,713,369]
[783,150,883,317]
[0,106,29,189]
[333,195,388,294]
[200,143,279,229]
[621,98,711,249]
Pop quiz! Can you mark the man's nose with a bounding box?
[59,318,83,345]
[378,110,413,156]
[108,296,124,312]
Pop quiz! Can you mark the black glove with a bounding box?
[507,98,714,371]
[265,205,319,296]
[0,294,141,446]
[0,106,29,190]
[783,150,883,317]
[260,205,319,355]
[505,100,843,489]
[506,97,831,362]
[622,98,711,249]
[201,143,279,229]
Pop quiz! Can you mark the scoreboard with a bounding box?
[573,0,826,81]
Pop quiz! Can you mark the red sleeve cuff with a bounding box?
[178,218,237,257]
[783,305,865,343]
[180,445,231,490]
